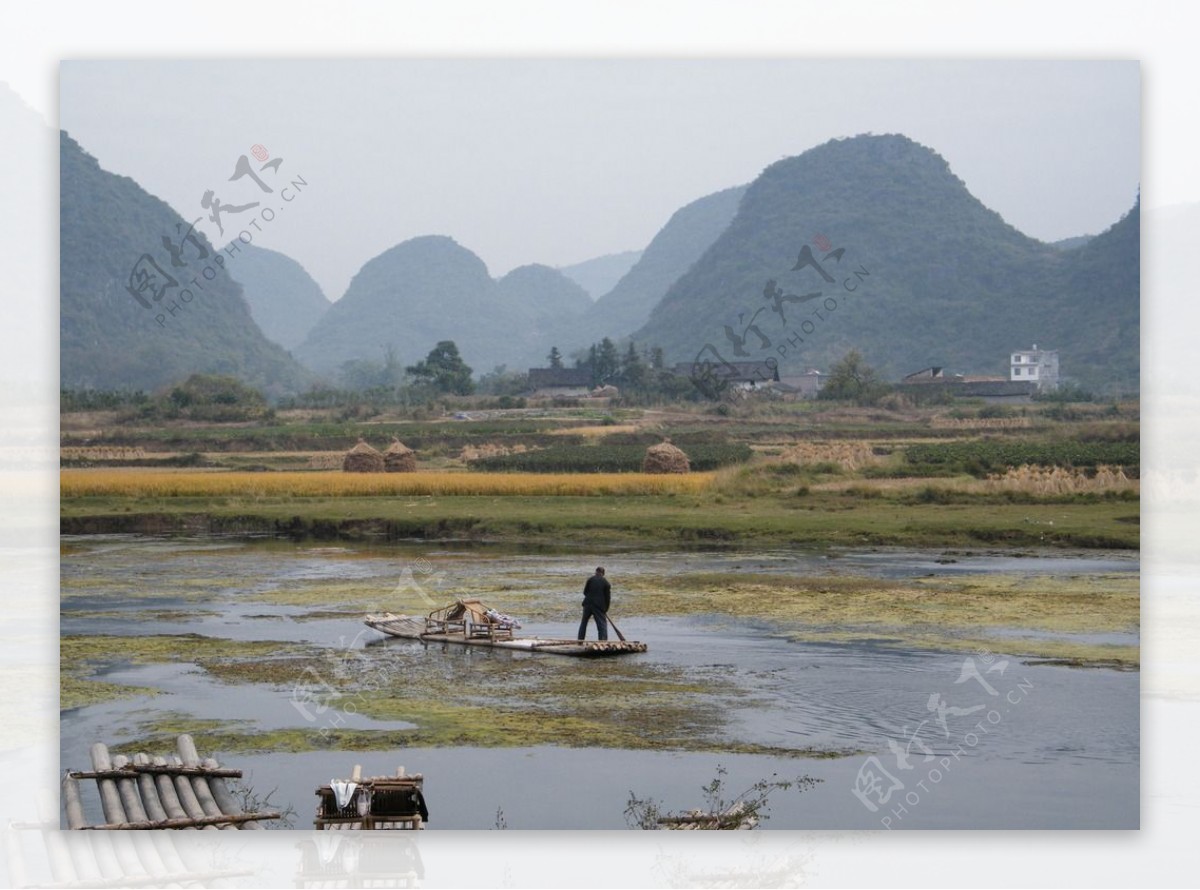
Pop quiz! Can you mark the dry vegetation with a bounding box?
[930,416,1033,430]
[61,446,149,461]
[458,442,535,462]
[984,464,1136,496]
[549,424,641,438]
[60,469,716,497]
[779,441,881,472]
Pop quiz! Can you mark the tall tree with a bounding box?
[406,340,475,395]
[819,350,888,405]
[621,341,647,389]
[547,346,564,369]
[382,345,404,387]
[595,337,621,384]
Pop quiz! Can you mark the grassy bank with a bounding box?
[60,486,1139,549]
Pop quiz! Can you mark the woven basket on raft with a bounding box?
[384,438,417,473]
[343,438,384,473]
[642,440,691,474]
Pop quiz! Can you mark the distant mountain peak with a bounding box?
[225,243,330,351]
[632,135,1138,392]
[60,131,311,394]
[556,249,643,299]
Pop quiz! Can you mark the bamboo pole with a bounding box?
[175,734,201,767]
[100,788,152,877]
[177,736,230,829]
[167,755,213,828]
[149,756,188,822]
[109,755,149,825]
[62,773,88,829]
[89,744,127,827]
[130,754,168,823]
[69,765,243,780]
[188,774,226,820]
[82,811,282,830]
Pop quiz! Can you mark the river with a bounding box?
[60,537,1138,829]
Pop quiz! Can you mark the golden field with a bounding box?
[60,469,717,498]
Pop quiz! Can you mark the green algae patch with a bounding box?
[61,633,299,664]
[61,675,158,711]
[123,712,855,759]
[625,570,1138,667]
[60,633,306,708]
[202,654,332,686]
[779,627,1139,668]
[189,639,847,756]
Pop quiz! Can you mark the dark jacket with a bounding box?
[583,573,611,612]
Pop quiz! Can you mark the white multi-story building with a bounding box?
[1010,345,1059,391]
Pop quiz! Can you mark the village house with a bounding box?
[672,360,780,390]
[774,368,829,398]
[527,367,594,398]
[1010,345,1060,391]
[898,365,1037,403]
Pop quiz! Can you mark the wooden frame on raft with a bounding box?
[314,765,427,830]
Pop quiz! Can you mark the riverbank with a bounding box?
[60,488,1139,550]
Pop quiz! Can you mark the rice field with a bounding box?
[60,469,718,498]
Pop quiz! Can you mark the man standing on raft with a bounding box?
[578,567,611,641]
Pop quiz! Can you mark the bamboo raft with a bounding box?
[365,599,647,657]
[314,764,427,830]
[62,734,281,830]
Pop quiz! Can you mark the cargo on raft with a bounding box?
[364,598,647,657]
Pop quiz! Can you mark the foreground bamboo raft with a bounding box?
[315,764,428,830]
[365,599,647,657]
[62,734,280,830]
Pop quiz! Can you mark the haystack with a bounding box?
[384,437,417,473]
[643,439,690,474]
[343,438,384,473]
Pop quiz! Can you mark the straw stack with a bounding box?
[384,438,417,473]
[642,439,690,474]
[343,438,384,473]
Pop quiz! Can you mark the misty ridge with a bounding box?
[60,130,1138,397]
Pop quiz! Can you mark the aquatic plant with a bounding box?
[625,765,820,830]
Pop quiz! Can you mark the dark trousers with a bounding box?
[577,603,608,641]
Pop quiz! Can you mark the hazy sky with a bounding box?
[59,59,1139,302]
